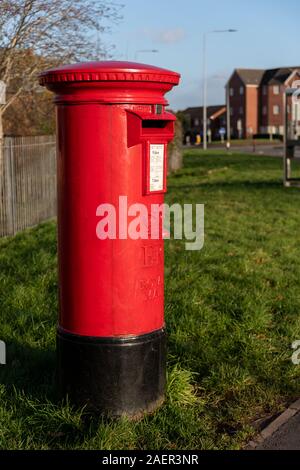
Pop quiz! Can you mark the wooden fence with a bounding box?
[0,135,57,237]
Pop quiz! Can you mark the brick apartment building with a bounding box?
[182,105,226,143]
[227,67,300,138]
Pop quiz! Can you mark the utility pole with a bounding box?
[202,33,207,150]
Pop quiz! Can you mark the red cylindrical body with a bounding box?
[39,61,180,416]
[57,103,167,337]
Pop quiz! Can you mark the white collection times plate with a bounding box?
[149,144,164,192]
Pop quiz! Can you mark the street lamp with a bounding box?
[134,49,159,61]
[202,29,237,150]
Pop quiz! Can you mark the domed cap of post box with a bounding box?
[39,61,180,85]
[39,61,180,105]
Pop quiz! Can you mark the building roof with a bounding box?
[231,67,300,87]
[183,105,226,119]
[235,68,265,85]
[260,67,300,85]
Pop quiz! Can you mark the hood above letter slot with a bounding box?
[127,109,176,148]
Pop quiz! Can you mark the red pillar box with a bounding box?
[39,61,180,417]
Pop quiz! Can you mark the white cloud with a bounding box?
[142,27,186,44]
[155,28,186,44]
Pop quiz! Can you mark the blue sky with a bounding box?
[106,0,299,110]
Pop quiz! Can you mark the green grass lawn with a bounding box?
[1,149,300,450]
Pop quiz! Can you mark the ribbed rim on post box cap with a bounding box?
[39,61,180,86]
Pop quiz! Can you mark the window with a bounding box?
[230,107,233,116]
[273,105,280,115]
[262,105,267,115]
[230,87,234,97]
[262,85,267,95]
[287,104,290,114]
[273,85,279,95]
[239,106,243,115]
[194,118,199,126]
[239,86,244,95]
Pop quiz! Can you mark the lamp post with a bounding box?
[134,49,159,61]
[202,29,237,150]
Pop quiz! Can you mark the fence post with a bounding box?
[3,138,16,235]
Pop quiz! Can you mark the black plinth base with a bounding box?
[56,327,166,418]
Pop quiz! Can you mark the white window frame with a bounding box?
[273,105,280,115]
[239,86,244,95]
[273,85,279,95]
[262,105,267,116]
[229,87,234,97]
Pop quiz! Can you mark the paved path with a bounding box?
[211,144,284,158]
[246,399,300,450]
[229,144,283,158]
[187,143,285,158]
[256,411,300,450]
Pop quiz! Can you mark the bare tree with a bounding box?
[0,0,122,140]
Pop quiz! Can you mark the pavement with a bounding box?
[246,398,300,450]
